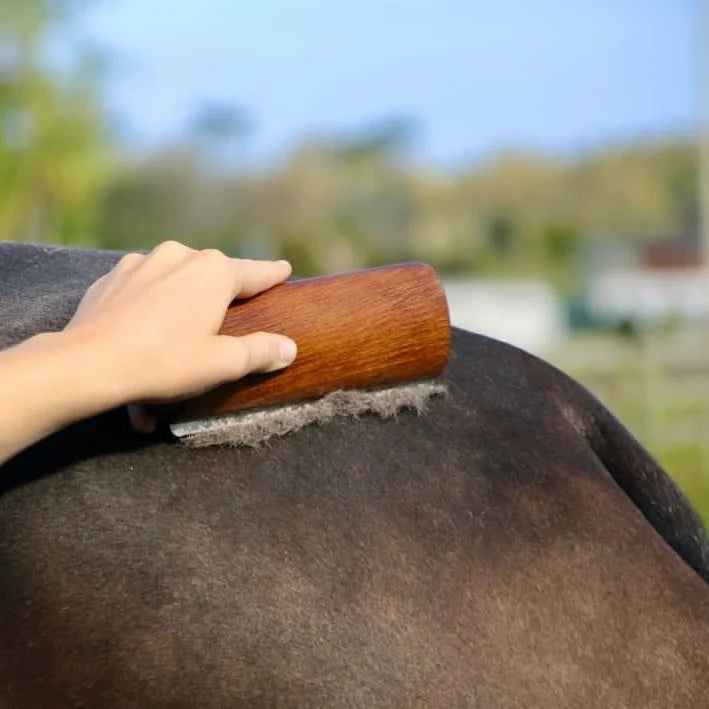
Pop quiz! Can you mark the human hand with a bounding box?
[64,241,297,433]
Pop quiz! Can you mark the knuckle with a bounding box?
[116,252,141,269]
[153,239,187,255]
[251,333,281,368]
[198,248,227,263]
[197,248,231,273]
[83,275,106,295]
[232,339,252,373]
[266,337,282,362]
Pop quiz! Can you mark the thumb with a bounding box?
[210,331,298,381]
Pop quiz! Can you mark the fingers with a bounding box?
[76,241,297,415]
[129,332,297,434]
[114,252,146,274]
[127,332,297,435]
[116,241,194,285]
[210,331,298,381]
[91,253,146,298]
[129,242,291,301]
[143,240,196,274]
[81,252,143,298]
[229,258,292,299]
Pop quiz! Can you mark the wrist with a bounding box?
[28,329,132,421]
[0,329,132,463]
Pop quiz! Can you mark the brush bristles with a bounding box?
[172,382,448,448]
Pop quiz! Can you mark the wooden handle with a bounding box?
[172,262,450,423]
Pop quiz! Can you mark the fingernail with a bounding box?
[278,337,297,365]
[277,259,290,267]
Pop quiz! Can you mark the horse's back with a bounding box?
[0,242,707,707]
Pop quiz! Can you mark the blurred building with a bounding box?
[584,238,709,327]
[587,268,709,326]
[443,280,566,356]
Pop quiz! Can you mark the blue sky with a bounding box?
[79,0,699,167]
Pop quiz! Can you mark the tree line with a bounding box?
[1,0,699,287]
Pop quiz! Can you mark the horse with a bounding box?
[0,241,707,707]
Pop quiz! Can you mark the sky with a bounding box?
[77,0,700,168]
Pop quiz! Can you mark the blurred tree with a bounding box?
[543,222,579,264]
[661,144,699,235]
[188,102,253,168]
[96,151,200,251]
[94,135,698,280]
[1,0,696,282]
[189,103,251,143]
[487,213,516,255]
[335,115,418,164]
[0,0,111,243]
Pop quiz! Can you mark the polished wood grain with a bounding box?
[173,262,450,423]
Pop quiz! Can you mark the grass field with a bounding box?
[550,326,709,530]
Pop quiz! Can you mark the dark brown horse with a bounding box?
[1,242,707,707]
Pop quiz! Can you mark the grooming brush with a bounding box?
[166,262,450,447]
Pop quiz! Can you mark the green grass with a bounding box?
[656,445,709,531]
[551,329,709,533]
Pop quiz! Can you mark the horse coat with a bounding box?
[0,242,707,708]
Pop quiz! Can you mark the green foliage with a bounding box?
[0,1,697,273]
[96,152,201,250]
[487,214,516,255]
[0,3,699,276]
[0,0,111,243]
[554,330,709,531]
[658,446,709,531]
[87,137,698,280]
[543,222,579,263]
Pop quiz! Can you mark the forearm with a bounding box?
[0,332,120,466]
